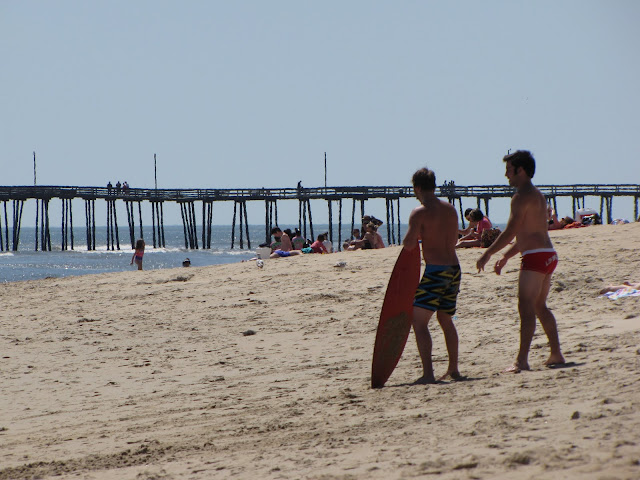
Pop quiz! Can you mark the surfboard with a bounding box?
[371,245,421,388]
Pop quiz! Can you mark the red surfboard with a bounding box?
[371,245,422,388]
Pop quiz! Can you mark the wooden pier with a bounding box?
[0,184,638,252]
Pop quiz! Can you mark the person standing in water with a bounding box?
[130,239,145,270]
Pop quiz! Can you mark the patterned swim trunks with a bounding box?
[413,264,461,315]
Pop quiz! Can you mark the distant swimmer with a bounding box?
[476,150,565,373]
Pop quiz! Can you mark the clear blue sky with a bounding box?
[2,1,639,225]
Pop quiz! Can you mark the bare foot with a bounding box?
[412,375,437,385]
[545,354,566,367]
[437,371,463,381]
[503,362,530,374]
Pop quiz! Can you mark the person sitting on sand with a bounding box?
[291,228,305,250]
[359,222,385,249]
[310,234,329,254]
[343,228,362,250]
[322,232,333,253]
[269,227,302,258]
[458,208,475,237]
[547,207,564,230]
[456,209,492,248]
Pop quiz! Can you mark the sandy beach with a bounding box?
[1,222,639,480]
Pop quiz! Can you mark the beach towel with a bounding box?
[603,287,640,300]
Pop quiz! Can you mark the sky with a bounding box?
[2,1,639,226]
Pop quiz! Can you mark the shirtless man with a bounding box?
[403,168,462,384]
[269,227,301,258]
[476,150,565,372]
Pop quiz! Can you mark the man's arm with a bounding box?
[402,208,421,251]
[477,194,525,271]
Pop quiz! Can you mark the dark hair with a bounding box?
[271,227,282,235]
[135,239,145,250]
[284,228,292,237]
[317,234,325,241]
[503,150,535,178]
[464,208,473,217]
[412,168,436,191]
[469,208,484,222]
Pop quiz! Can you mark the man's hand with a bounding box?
[494,256,508,275]
[476,252,491,272]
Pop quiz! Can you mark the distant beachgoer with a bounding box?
[599,281,640,295]
[269,227,302,258]
[291,228,305,250]
[131,239,145,270]
[182,258,191,267]
[107,181,113,194]
[116,181,122,194]
[403,167,462,384]
[343,228,362,250]
[456,209,493,248]
[322,232,333,253]
[458,208,475,237]
[310,234,329,254]
[476,150,565,373]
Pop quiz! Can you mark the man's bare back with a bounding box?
[404,196,459,266]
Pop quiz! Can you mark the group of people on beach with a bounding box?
[405,150,566,383]
[343,215,386,251]
[266,214,388,258]
[267,227,333,258]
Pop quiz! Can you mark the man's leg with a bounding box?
[535,274,565,365]
[436,311,460,379]
[412,306,436,383]
[511,270,546,371]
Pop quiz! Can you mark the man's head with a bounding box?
[271,227,282,239]
[503,150,535,183]
[412,168,437,193]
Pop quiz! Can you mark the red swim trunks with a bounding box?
[520,249,558,275]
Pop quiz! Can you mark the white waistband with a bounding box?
[522,248,557,256]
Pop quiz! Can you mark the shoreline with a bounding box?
[1,223,639,479]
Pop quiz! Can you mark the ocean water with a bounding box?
[0,224,407,283]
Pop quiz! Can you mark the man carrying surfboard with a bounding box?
[403,167,462,384]
[476,150,565,373]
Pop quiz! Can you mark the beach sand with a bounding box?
[1,223,639,480]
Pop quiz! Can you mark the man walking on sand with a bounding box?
[476,150,565,373]
[403,167,462,384]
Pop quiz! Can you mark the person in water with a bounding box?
[131,239,145,270]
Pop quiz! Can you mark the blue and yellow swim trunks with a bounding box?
[413,264,461,315]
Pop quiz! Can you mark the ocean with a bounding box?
[0,224,407,283]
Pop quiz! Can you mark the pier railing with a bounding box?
[0,184,638,253]
[2,184,639,201]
